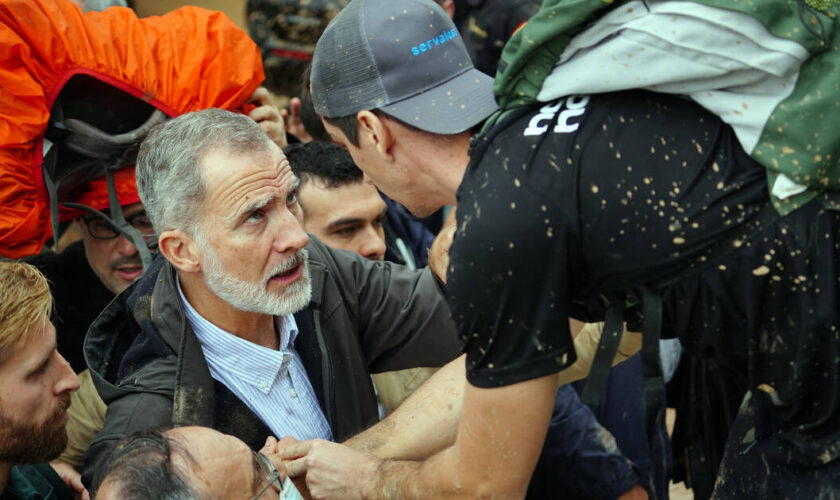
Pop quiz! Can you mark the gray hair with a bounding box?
[93,429,198,500]
[136,108,274,234]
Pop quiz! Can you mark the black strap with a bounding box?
[104,167,155,269]
[580,300,625,407]
[641,287,664,438]
[641,287,665,500]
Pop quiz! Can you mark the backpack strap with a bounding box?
[580,298,625,407]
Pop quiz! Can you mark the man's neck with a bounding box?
[0,462,12,493]
[177,273,278,349]
[408,132,472,205]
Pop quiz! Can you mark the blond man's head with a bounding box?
[0,261,52,364]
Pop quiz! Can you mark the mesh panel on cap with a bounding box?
[312,0,388,118]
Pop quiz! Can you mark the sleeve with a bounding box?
[447,129,579,388]
[81,391,173,489]
[308,237,463,373]
[57,370,107,470]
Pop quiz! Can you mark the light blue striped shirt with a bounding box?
[176,278,332,442]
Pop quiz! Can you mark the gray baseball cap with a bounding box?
[311,0,498,134]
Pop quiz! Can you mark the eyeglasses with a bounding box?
[82,211,155,240]
[251,450,282,500]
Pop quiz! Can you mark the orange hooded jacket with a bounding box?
[0,0,264,258]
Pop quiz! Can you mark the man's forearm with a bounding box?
[346,325,640,460]
[345,354,466,460]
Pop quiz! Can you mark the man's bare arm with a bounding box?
[284,374,558,499]
[346,354,466,460]
[342,323,639,461]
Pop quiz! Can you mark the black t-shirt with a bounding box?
[450,89,840,467]
[450,88,821,382]
[26,241,114,373]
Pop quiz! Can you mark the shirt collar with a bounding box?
[175,276,299,392]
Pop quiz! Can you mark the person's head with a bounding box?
[433,0,455,18]
[136,109,311,317]
[310,0,497,213]
[247,0,350,98]
[62,166,153,295]
[0,261,79,466]
[95,426,280,500]
[285,142,387,260]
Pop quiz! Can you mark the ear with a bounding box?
[158,229,202,274]
[357,110,395,161]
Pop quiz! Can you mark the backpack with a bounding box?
[491,0,840,216]
[0,0,264,259]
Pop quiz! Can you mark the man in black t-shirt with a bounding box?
[280,1,840,498]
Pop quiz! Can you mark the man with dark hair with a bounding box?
[81,107,462,488]
[280,0,840,498]
[94,427,285,500]
[285,141,434,269]
[285,141,388,261]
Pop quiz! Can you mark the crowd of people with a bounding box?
[2,0,839,499]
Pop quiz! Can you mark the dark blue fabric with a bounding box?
[574,354,673,499]
[527,385,641,500]
[382,196,434,268]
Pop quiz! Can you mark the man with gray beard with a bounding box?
[80,108,462,488]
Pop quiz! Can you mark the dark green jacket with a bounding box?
[1,465,73,500]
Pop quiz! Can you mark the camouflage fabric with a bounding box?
[247,0,349,97]
[491,0,840,216]
[458,0,541,76]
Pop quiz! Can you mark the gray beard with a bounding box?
[197,238,312,316]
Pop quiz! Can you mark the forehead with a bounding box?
[0,318,53,373]
[199,144,293,212]
[300,181,384,221]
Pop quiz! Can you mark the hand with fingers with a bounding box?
[281,439,382,500]
[280,97,313,143]
[261,435,312,499]
[247,87,287,148]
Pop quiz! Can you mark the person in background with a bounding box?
[0,261,84,499]
[80,108,462,487]
[93,427,288,499]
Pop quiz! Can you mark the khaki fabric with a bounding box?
[373,367,439,416]
[58,369,106,470]
[556,322,641,386]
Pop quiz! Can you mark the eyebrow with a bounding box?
[326,207,388,231]
[239,194,277,220]
[29,337,56,375]
[238,178,302,220]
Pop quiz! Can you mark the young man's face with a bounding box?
[0,319,79,464]
[193,144,312,316]
[77,201,151,295]
[321,119,432,216]
[299,180,387,261]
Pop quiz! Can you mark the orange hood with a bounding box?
[0,0,264,257]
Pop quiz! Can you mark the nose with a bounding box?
[53,353,80,396]
[114,232,138,256]
[359,225,387,261]
[271,209,310,255]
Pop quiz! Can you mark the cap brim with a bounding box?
[381,68,498,134]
